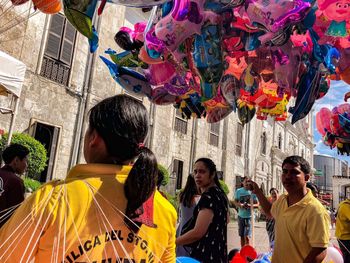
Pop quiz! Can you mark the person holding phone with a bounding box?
[233,176,259,247]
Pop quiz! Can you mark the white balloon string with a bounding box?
[62,184,93,263]
[84,181,134,263]
[84,181,177,262]
[23,186,64,263]
[0,187,55,252]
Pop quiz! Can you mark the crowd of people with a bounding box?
[0,94,348,263]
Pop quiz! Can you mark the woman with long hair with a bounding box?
[0,95,176,262]
[176,157,229,263]
[176,174,200,257]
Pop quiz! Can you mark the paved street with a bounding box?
[227,221,338,254]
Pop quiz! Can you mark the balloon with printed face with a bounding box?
[314,0,350,48]
[99,56,152,97]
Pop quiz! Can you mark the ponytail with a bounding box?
[124,147,158,229]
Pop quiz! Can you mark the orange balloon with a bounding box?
[32,0,61,14]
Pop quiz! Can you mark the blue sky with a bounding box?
[312,80,350,161]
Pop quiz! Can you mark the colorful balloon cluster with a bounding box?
[316,99,350,155]
[11,0,62,14]
[63,0,350,124]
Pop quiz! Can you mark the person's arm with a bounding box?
[160,204,177,263]
[248,180,272,218]
[303,247,327,263]
[176,208,214,245]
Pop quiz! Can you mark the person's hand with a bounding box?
[246,180,260,194]
[242,203,250,209]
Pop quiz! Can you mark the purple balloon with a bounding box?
[271,0,311,32]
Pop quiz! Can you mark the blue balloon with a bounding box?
[176,257,200,263]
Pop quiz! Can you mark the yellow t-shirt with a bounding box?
[335,199,350,240]
[271,190,330,263]
[0,164,177,263]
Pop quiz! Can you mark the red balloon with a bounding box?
[240,245,257,261]
[230,253,245,263]
[316,108,332,136]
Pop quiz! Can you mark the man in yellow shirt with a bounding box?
[249,156,330,263]
[335,197,350,262]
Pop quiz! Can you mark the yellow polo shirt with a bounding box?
[271,190,330,263]
[335,199,350,240]
[0,164,177,263]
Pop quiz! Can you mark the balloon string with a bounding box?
[84,180,182,262]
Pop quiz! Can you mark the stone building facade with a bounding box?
[0,4,314,194]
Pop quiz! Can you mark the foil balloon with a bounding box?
[163,74,191,96]
[317,0,350,37]
[105,49,147,68]
[144,6,167,59]
[33,0,62,14]
[316,108,332,136]
[63,0,99,52]
[107,0,169,7]
[99,56,152,97]
[145,61,176,85]
[204,91,233,123]
[176,91,205,119]
[193,24,224,101]
[155,0,219,52]
[149,86,178,105]
[115,23,146,51]
[237,102,256,125]
[290,64,322,124]
[220,74,240,109]
[245,0,311,33]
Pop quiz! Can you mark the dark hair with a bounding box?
[306,182,319,194]
[228,248,239,262]
[282,155,311,174]
[195,158,223,190]
[179,174,199,207]
[89,95,158,229]
[2,143,29,164]
[157,169,164,190]
[269,187,278,194]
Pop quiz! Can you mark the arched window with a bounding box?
[261,132,267,155]
[278,133,282,150]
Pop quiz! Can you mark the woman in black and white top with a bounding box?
[176,158,229,263]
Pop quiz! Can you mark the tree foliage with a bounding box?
[157,164,170,186]
[219,179,230,195]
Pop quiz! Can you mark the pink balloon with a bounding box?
[316,108,332,136]
[323,246,344,263]
[145,61,177,85]
[155,0,218,51]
